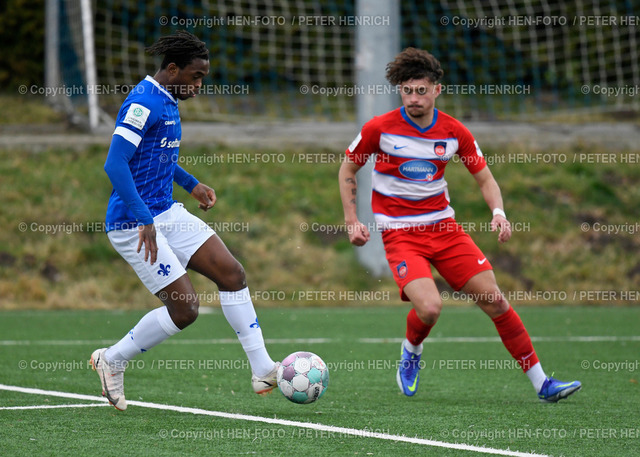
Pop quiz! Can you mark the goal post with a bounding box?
[45,0,104,130]
[354,0,400,277]
[79,0,99,130]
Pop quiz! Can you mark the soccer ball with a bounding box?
[277,351,329,404]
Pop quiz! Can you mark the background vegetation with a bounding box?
[1,135,638,309]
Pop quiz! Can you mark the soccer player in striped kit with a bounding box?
[338,47,580,402]
[90,31,279,410]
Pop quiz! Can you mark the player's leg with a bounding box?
[461,270,539,370]
[434,223,581,402]
[187,234,278,394]
[92,274,197,408]
[433,225,541,376]
[462,269,581,402]
[403,277,442,343]
[396,277,442,396]
[105,274,196,366]
[91,223,191,410]
[383,228,439,396]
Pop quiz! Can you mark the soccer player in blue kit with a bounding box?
[90,31,279,410]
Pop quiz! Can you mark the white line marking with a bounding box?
[0,335,637,346]
[0,338,332,346]
[0,403,110,410]
[359,335,640,344]
[0,339,116,346]
[0,384,548,457]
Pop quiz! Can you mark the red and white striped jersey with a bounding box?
[345,107,486,230]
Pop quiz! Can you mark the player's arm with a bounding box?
[104,132,157,263]
[174,165,215,211]
[471,166,511,243]
[338,157,370,246]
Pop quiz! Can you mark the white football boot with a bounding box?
[90,348,127,411]
[251,362,280,396]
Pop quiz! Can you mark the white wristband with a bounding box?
[492,208,506,218]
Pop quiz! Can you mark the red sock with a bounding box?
[492,306,539,372]
[406,308,434,346]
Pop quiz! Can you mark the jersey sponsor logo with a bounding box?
[478,258,487,265]
[434,141,447,156]
[397,260,408,278]
[394,144,408,150]
[122,103,151,130]
[160,137,181,148]
[164,120,176,125]
[398,159,437,181]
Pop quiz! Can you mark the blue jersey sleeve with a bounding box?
[104,134,154,226]
[113,92,162,145]
[105,77,184,230]
[105,89,165,226]
[174,165,199,193]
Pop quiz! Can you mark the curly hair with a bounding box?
[146,30,209,69]
[385,47,444,85]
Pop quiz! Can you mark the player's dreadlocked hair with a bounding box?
[385,47,444,85]
[146,30,209,69]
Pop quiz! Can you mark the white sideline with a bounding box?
[360,335,640,344]
[0,384,548,457]
[0,335,637,346]
[0,403,109,410]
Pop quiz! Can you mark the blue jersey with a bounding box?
[105,76,197,231]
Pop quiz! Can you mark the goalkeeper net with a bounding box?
[50,0,639,127]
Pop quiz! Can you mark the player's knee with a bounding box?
[184,300,200,325]
[217,260,247,291]
[476,289,508,317]
[173,296,200,329]
[414,299,441,325]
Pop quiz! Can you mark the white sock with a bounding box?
[526,362,547,392]
[105,306,180,367]
[219,287,275,377]
[403,339,423,355]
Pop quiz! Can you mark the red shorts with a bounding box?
[382,218,492,301]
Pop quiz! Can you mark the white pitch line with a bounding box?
[0,384,548,457]
[0,335,637,346]
[0,403,110,410]
[368,335,640,343]
[359,335,640,344]
[0,338,332,346]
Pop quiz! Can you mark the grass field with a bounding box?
[1,306,638,456]
[1,105,639,455]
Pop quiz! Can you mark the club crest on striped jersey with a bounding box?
[434,141,447,156]
[398,159,437,181]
